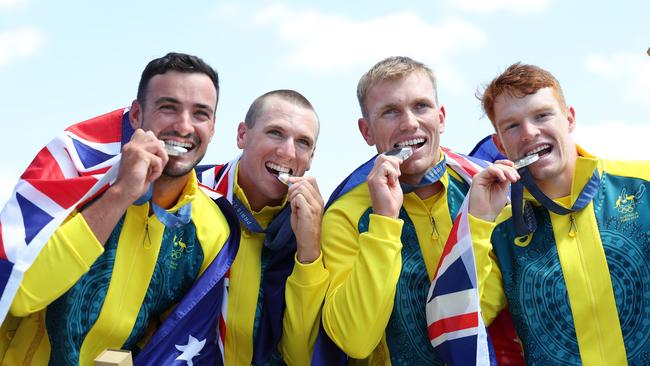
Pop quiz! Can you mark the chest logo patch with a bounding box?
[615,185,645,222]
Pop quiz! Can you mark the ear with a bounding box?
[305,146,316,172]
[129,100,142,129]
[567,105,576,133]
[438,105,446,134]
[207,116,216,143]
[236,122,247,149]
[358,118,375,146]
[492,133,507,156]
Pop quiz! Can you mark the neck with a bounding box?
[237,173,283,213]
[152,174,190,209]
[413,181,443,200]
[536,157,577,199]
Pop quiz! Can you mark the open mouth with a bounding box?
[164,140,193,157]
[265,162,293,177]
[523,144,551,159]
[395,137,426,150]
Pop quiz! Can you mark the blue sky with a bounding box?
[1,0,648,205]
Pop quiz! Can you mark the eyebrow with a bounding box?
[265,122,316,146]
[154,97,214,115]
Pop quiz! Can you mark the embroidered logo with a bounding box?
[615,185,646,222]
[170,232,191,270]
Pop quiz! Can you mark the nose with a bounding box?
[399,109,419,131]
[173,110,194,136]
[277,137,296,160]
[520,120,540,142]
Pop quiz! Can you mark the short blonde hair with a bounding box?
[357,56,438,118]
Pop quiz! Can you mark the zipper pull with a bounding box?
[431,218,439,240]
[568,215,577,238]
[143,216,152,249]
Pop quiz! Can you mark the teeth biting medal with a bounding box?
[277,172,293,186]
[164,143,188,157]
[383,146,413,161]
[514,153,539,169]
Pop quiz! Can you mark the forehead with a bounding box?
[366,72,435,107]
[145,71,217,104]
[255,97,319,138]
[493,87,562,123]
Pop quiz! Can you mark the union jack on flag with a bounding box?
[0,108,130,323]
[425,194,493,365]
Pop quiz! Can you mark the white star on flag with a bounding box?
[175,334,206,366]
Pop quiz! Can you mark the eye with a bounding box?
[535,112,553,121]
[381,108,398,117]
[296,138,312,149]
[504,123,519,132]
[415,102,432,110]
[267,129,282,138]
[160,104,177,112]
[194,110,211,121]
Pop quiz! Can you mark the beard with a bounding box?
[162,149,206,178]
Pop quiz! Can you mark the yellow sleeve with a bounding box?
[193,193,231,275]
[11,213,104,317]
[321,209,403,359]
[468,213,507,325]
[279,253,330,365]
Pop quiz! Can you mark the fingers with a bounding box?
[368,154,402,187]
[478,161,520,185]
[124,129,169,182]
[287,176,324,215]
[113,129,170,202]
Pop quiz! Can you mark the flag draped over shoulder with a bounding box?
[425,193,493,365]
[135,188,240,366]
[197,157,297,365]
[0,109,240,365]
[469,135,507,163]
[0,108,130,324]
[312,147,493,366]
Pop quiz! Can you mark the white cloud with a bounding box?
[585,52,650,104]
[0,0,28,10]
[575,121,650,159]
[455,0,549,13]
[248,4,485,90]
[0,26,43,67]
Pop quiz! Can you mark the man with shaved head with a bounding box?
[198,89,329,365]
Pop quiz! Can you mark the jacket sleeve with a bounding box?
[468,213,507,325]
[10,212,104,317]
[279,253,330,365]
[321,209,403,359]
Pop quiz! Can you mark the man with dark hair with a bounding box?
[0,52,237,365]
[469,62,650,364]
[198,89,329,365]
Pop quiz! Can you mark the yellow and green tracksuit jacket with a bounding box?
[472,147,650,365]
[0,172,231,365]
[321,167,480,365]
[224,171,330,366]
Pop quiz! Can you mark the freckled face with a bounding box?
[493,87,577,188]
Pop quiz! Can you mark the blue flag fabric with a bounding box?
[196,159,297,365]
[312,149,493,366]
[469,135,506,163]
